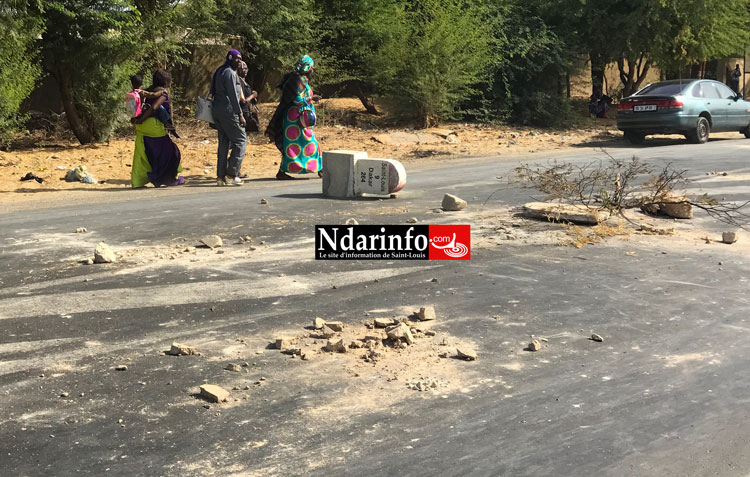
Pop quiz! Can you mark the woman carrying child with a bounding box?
[130,69,184,188]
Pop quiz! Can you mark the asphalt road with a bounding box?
[2,135,750,476]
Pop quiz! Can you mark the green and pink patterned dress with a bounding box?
[279,75,321,174]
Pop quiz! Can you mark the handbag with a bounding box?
[195,93,214,123]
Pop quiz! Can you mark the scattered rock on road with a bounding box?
[275,338,293,350]
[416,306,436,321]
[166,342,198,356]
[114,365,128,371]
[94,242,117,263]
[659,194,693,219]
[386,322,414,345]
[224,363,242,372]
[75,227,87,233]
[374,317,397,328]
[442,193,467,211]
[325,339,347,353]
[590,333,604,342]
[313,317,327,329]
[200,384,229,403]
[528,340,541,351]
[260,198,268,205]
[456,347,478,360]
[200,235,223,249]
[722,232,739,244]
[325,321,345,332]
[345,218,359,225]
[406,217,418,223]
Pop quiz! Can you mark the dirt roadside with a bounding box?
[0,98,626,212]
[2,98,745,213]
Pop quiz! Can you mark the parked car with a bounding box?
[617,79,750,144]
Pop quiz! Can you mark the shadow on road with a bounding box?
[275,193,383,201]
[572,135,738,149]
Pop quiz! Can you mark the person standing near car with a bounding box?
[731,64,742,94]
[211,49,247,186]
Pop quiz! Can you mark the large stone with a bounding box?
[200,235,223,249]
[325,339,347,353]
[313,317,327,329]
[722,232,739,244]
[325,321,345,332]
[200,384,229,403]
[275,338,293,350]
[374,317,397,328]
[94,242,117,263]
[521,202,606,225]
[456,347,478,360]
[166,342,198,356]
[416,306,436,321]
[528,340,541,351]
[386,322,414,345]
[659,194,692,219]
[442,194,467,211]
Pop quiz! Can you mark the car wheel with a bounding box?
[624,131,645,145]
[687,117,710,144]
[743,124,750,138]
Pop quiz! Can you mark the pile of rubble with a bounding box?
[271,306,477,368]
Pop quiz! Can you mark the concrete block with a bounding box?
[322,150,407,198]
[354,159,407,196]
[322,150,368,198]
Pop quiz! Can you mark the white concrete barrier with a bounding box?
[322,150,406,198]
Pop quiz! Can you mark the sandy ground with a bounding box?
[1,98,623,211]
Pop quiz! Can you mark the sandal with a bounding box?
[276,170,296,181]
[166,176,185,186]
[216,177,227,186]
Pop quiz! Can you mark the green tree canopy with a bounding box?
[0,1,44,143]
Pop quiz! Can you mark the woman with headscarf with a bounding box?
[211,49,247,186]
[238,61,260,133]
[265,55,322,180]
[130,69,184,188]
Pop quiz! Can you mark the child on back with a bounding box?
[128,72,179,138]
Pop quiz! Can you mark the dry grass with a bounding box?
[562,220,630,248]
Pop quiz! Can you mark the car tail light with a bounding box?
[668,99,683,109]
[618,101,633,111]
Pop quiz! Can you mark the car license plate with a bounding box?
[633,104,657,112]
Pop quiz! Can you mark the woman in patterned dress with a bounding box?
[265,55,322,180]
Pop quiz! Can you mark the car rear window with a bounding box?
[636,83,689,96]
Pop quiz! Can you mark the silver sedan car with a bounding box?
[617,79,750,144]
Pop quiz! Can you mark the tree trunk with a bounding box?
[619,56,652,97]
[57,68,96,144]
[590,52,606,94]
[632,59,651,92]
[354,82,379,115]
[356,93,379,115]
